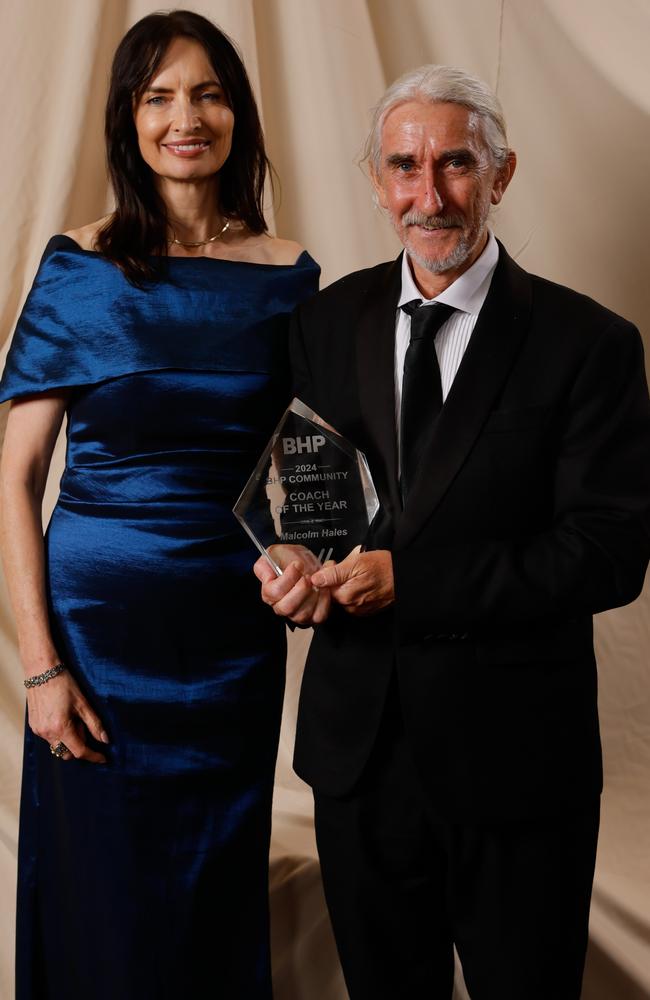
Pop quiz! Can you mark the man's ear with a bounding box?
[370,163,388,210]
[491,150,517,206]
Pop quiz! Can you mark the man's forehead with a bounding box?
[380,100,482,152]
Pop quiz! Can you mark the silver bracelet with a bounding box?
[24,664,66,689]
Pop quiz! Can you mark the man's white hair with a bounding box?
[363,64,510,172]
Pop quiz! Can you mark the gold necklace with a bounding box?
[169,220,230,248]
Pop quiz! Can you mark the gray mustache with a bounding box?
[401,212,464,229]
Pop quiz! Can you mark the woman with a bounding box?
[0,10,318,998]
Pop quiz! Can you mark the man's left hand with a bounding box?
[310,549,395,616]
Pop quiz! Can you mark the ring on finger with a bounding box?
[49,741,70,759]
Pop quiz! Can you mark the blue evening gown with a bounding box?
[0,235,319,999]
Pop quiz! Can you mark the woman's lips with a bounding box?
[163,141,211,158]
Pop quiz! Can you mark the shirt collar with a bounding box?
[398,230,499,315]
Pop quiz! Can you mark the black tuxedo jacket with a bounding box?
[290,243,650,821]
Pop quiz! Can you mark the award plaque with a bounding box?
[233,398,379,575]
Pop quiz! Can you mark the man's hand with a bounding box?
[310,548,395,616]
[254,547,332,626]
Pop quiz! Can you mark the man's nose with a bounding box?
[418,167,443,213]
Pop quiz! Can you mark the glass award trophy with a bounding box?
[233,398,380,575]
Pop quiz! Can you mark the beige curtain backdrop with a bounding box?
[0,1,648,997]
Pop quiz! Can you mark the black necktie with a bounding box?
[400,300,454,504]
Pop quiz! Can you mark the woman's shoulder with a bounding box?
[62,217,110,251]
[260,236,305,266]
[229,232,305,266]
[61,222,308,266]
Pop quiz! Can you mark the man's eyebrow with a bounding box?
[384,148,478,167]
[385,153,416,165]
[441,147,477,161]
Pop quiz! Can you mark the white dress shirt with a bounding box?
[394,231,499,446]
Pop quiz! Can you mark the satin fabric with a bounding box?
[0,236,319,1000]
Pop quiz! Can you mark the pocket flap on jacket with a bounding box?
[482,404,551,434]
[476,619,593,665]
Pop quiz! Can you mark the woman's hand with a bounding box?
[254,545,332,626]
[25,669,109,764]
[0,394,110,762]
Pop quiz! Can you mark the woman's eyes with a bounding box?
[145,92,222,107]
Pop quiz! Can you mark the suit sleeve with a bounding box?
[393,319,650,640]
[289,305,316,407]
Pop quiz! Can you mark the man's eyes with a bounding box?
[447,155,475,170]
[388,156,474,174]
[392,159,471,170]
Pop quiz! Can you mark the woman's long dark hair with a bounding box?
[96,10,271,285]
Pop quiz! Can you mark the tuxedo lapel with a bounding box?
[394,245,533,550]
[355,255,403,531]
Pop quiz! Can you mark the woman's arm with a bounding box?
[1,394,108,763]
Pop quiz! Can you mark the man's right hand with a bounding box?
[254,548,332,626]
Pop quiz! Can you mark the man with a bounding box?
[256,65,650,999]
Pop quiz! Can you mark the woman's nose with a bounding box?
[173,100,201,132]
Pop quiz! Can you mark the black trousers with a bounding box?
[314,700,599,1000]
